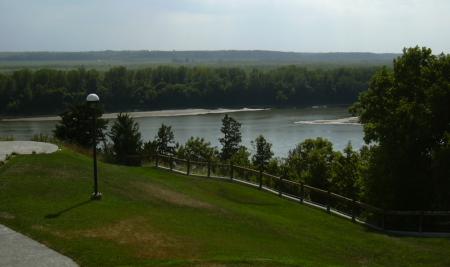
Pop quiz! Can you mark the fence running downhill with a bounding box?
[153,154,450,236]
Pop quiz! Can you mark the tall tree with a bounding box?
[351,46,450,209]
[155,124,176,155]
[252,135,274,171]
[219,114,242,161]
[108,113,143,165]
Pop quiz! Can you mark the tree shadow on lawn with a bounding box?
[44,199,92,219]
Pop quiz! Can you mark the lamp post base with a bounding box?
[90,192,103,200]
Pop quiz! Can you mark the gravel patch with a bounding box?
[0,141,58,162]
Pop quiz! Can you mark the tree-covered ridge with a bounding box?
[0,50,399,65]
[0,65,378,115]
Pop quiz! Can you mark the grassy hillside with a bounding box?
[0,148,449,266]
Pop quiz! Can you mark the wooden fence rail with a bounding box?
[152,154,450,235]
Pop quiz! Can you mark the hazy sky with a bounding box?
[0,0,449,53]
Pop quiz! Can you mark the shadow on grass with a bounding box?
[45,199,92,219]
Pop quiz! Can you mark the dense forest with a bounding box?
[0,65,378,115]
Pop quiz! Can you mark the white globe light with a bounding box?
[86,93,100,102]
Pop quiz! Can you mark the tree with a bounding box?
[231,146,251,167]
[142,140,158,161]
[177,137,218,161]
[219,114,242,161]
[351,46,450,210]
[286,138,334,203]
[251,135,274,171]
[108,113,143,166]
[155,124,176,155]
[330,142,361,198]
[53,103,107,147]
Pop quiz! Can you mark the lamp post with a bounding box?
[86,93,102,200]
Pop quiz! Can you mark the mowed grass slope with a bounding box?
[0,149,449,267]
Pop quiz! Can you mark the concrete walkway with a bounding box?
[0,224,78,267]
[0,141,58,162]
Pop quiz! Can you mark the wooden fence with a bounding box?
[153,154,450,235]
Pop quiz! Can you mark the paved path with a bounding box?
[0,141,58,162]
[0,224,78,267]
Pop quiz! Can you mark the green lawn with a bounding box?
[0,148,449,266]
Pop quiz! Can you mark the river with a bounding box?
[0,106,364,157]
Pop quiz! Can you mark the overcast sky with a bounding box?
[0,0,449,53]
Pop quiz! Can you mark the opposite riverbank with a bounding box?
[0,108,269,122]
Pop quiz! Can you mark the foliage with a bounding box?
[142,139,158,161]
[53,103,107,147]
[219,114,242,161]
[108,113,143,166]
[0,65,378,115]
[230,146,251,167]
[251,135,274,170]
[266,158,284,176]
[330,143,361,198]
[155,124,176,155]
[176,137,218,161]
[351,47,450,210]
[286,138,335,188]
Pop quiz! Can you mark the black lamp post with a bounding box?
[86,93,102,200]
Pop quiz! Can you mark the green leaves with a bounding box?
[108,113,143,166]
[351,46,450,209]
[155,124,176,156]
[251,135,274,171]
[53,103,107,147]
[219,115,242,161]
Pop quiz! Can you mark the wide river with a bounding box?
[0,106,364,157]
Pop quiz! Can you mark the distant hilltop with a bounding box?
[0,50,399,66]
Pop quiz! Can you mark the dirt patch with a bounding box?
[133,182,214,209]
[0,212,15,219]
[35,217,198,259]
[194,263,229,267]
[80,218,185,258]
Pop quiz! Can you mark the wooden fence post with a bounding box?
[300,182,304,203]
[278,176,283,197]
[230,163,234,181]
[326,189,331,214]
[187,159,191,175]
[351,196,356,222]
[258,169,263,189]
[169,156,173,171]
[155,154,159,167]
[207,161,211,178]
[381,210,386,230]
[419,211,424,233]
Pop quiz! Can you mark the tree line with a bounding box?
[0,65,378,115]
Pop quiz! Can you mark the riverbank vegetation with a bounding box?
[0,65,377,115]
